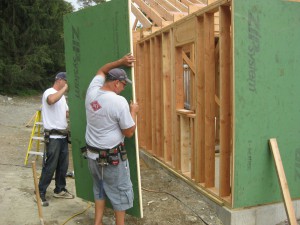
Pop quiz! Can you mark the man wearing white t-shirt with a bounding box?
[38,72,74,207]
[85,54,138,225]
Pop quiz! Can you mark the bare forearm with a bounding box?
[47,87,67,105]
[122,125,136,138]
[131,111,137,124]
[96,53,135,76]
[97,59,123,75]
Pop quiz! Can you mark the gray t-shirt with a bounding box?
[85,76,135,149]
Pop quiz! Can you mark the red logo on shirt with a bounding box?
[90,101,101,111]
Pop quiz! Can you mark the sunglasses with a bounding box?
[119,80,127,87]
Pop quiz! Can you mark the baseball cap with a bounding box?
[107,68,132,84]
[55,72,67,81]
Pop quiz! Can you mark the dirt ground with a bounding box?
[0,94,223,225]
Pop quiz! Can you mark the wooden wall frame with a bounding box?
[134,0,300,212]
[134,0,233,205]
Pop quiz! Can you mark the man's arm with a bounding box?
[122,101,139,138]
[96,53,135,77]
[47,84,68,105]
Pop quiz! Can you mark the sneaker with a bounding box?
[53,189,74,199]
[40,195,49,206]
[33,194,49,207]
[65,171,75,178]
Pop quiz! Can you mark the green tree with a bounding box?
[0,0,73,95]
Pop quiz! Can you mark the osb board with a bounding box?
[232,0,300,208]
[63,0,142,217]
[174,17,196,46]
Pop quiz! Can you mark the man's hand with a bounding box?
[122,100,139,138]
[120,53,136,67]
[62,83,68,93]
[130,100,139,113]
[97,53,136,76]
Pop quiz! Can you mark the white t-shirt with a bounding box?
[42,88,69,138]
[85,76,135,149]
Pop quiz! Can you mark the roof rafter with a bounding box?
[180,0,194,6]
[131,0,208,30]
[133,0,166,26]
[155,0,181,12]
[131,3,152,28]
[166,0,188,12]
[147,0,174,21]
[189,0,206,4]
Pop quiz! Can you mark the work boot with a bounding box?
[53,188,74,199]
[33,193,49,207]
[40,194,49,206]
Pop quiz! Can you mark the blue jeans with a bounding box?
[39,138,69,195]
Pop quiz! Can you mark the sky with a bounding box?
[65,0,81,11]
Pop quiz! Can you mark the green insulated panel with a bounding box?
[63,1,142,217]
[233,0,300,208]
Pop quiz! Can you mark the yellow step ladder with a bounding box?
[24,109,44,165]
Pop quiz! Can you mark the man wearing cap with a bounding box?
[85,53,138,225]
[37,72,74,207]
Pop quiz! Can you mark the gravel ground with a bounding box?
[0,94,223,225]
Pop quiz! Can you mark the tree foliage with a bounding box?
[0,0,73,95]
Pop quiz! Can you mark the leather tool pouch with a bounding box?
[81,146,87,159]
[97,150,109,166]
[108,148,119,166]
[119,143,128,161]
[44,131,50,144]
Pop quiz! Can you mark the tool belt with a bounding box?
[44,129,70,144]
[84,143,128,167]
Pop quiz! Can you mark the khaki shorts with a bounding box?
[88,157,134,211]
